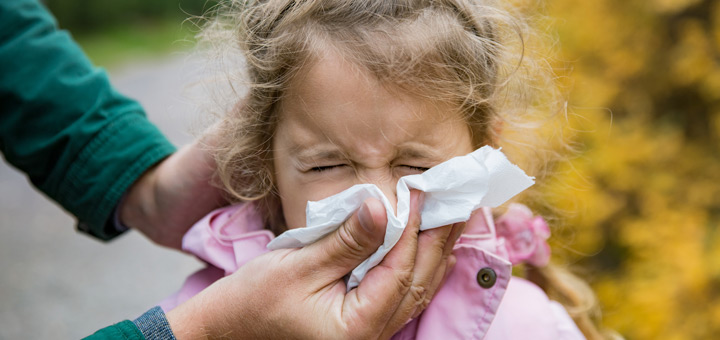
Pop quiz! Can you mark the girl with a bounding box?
[167,0,605,338]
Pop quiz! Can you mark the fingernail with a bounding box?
[411,190,426,211]
[358,202,373,233]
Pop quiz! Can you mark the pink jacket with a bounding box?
[160,204,584,339]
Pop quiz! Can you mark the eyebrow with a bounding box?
[394,147,438,161]
[294,147,349,163]
[294,145,442,165]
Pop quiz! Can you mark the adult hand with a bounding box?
[166,190,465,339]
[119,138,226,249]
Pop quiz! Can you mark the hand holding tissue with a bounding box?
[267,146,534,289]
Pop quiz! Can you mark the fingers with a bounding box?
[410,221,464,316]
[419,220,464,308]
[297,197,388,280]
[379,225,452,337]
[378,218,466,337]
[291,190,469,338]
[342,190,424,335]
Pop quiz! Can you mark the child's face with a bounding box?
[273,52,474,229]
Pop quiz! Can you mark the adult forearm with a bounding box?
[0,0,175,239]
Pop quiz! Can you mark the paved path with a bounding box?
[0,55,213,339]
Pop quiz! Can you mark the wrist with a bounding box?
[166,282,236,339]
[167,273,262,339]
[119,164,169,244]
[165,303,204,340]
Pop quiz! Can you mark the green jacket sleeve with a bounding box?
[83,321,145,340]
[0,0,176,240]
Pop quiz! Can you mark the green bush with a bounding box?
[44,0,218,32]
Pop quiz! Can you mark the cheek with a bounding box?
[277,191,304,230]
[277,180,355,229]
[273,148,354,229]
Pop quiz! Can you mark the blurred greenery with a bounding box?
[45,0,216,32]
[75,19,195,67]
[46,0,215,67]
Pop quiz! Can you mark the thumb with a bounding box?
[297,198,388,279]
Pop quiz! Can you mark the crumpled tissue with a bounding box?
[266,146,534,289]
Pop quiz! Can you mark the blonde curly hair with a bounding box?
[197,0,610,337]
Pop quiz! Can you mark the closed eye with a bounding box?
[402,165,430,173]
[309,164,346,172]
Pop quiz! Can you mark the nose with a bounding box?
[357,170,399,214]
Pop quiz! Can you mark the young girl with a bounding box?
[166,0,604,338]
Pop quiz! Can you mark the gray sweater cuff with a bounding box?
[133,306,177,340]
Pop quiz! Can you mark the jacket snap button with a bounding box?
[476,267,497,288]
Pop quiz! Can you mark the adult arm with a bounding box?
[0,0,175,240]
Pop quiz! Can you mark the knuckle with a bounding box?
[408,285,427,306]
[419,295,432,312]
[335,223,367,259]
[394,269,414,295]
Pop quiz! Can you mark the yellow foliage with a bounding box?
[671,20,714,86]
[543,0,720,338]
[650,0,702,14]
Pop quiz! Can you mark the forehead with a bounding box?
[276,51,467,154]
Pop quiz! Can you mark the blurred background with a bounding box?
[0,1,215,338]
[546,0,720,339]
[0,0,718,339]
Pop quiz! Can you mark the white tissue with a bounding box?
[266,146,534,289]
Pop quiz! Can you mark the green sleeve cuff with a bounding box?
[63,111,176,241]
[83,320,145,340]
